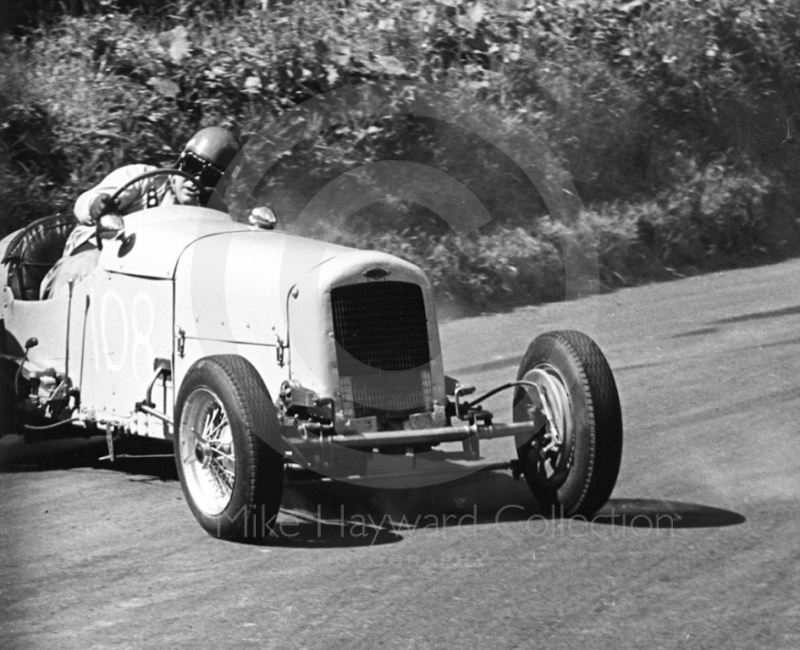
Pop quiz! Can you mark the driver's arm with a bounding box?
[74,164,159,224]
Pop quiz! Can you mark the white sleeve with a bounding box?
[73,164,158,224]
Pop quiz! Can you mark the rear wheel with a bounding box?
[174,356,284,541]
[0,320,13,437]
[0,354,17,437]
[513,330,622,517]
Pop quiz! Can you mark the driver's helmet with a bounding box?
[176,126,240,190]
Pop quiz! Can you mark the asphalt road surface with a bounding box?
[2,259,800,650]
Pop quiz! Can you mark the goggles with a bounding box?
[177,149,225,189]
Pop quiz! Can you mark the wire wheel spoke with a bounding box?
[208,444,234,462]
[202,406,228,442]
[180,388,237,516]
[523,364,574,487]
[208,457,234,492]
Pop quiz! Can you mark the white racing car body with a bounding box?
[0,200,623,540]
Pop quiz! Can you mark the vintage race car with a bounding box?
[0,169,623,540]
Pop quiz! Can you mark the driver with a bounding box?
[40,126,240,299]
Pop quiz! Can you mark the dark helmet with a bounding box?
[184,126,240,169]
[177,126,240,190]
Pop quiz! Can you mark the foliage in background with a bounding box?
[1,0,800,310]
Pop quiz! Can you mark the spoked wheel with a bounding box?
[179,388,237,517]
[518,362,575,488]
[175,356,284,541]
[513,330,623,517]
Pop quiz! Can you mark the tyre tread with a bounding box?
[174,355,284,541]
[515,330,623,516]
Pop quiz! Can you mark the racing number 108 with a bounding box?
[89,288,157,384]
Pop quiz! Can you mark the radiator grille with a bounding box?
[331,281,432,418]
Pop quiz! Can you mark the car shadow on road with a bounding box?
[256,469,538,548]
[1,437,746,542]
[283,469,536,523]
[0,434,178,480]
[592,498,746,528]
[277,476,745,546]
[256,517,405,548]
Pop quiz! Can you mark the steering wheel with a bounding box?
[109,168,207,205]
[95,169,207,250]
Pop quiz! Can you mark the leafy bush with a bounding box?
[2,0,800,311]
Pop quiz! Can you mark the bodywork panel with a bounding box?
[171,228,433,406]
[98,206,242,279]
[287,251,446,413]
[3,265,173,437]
[2,208,445,436]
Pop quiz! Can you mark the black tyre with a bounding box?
[174,355,284,541]
[0,357,17,437]
[513,330,622,517]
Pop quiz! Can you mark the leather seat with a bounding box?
[2,214,76,301]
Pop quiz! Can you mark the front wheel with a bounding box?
[174,356,284,541]
[513,330,622,517]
